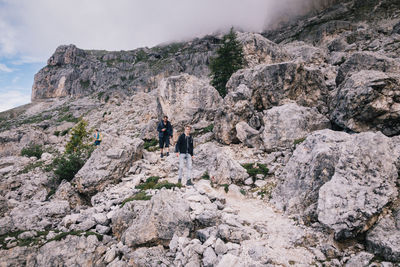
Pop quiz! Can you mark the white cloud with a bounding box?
[0,0,326,60]
[0,63,13,72]
[0,90,30,112]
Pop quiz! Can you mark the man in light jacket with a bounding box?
[175,125,194,186]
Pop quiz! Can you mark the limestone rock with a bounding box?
[237,32,290,68]
[157,74,222,129]
[74,136,143,195]
[366,210,400,262]
[271,129,399,240]
[335,52,400,86]
[330,70,400,136]
[121,191,192,247]
[262,103,331,151]
[193,142,249,185]
[214,62,328,144]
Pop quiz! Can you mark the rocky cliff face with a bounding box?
[1,0,400,266]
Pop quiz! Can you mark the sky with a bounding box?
[0,0,320,112]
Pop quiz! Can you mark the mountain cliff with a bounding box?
[1,0,400,266]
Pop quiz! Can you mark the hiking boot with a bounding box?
[166,152,169,156]
[160,153,163,158]
[186,180,194,186]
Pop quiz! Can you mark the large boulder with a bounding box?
[237,32,290,68]
[366,208,400,262]
[213,62,329,144]
[193,142,249,185]
[335,52,400,86]
[120,191,192,248]
[271,130,399,240]
[74,136,144,195]
[330,70,400,136]
[157,74,222,129]
[262,103,331,151]
[35,235,106,266]
[0,200,70,233]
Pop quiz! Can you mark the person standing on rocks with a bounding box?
[175,125,194,186]
[157,115,173,158]
[93,129,103,146]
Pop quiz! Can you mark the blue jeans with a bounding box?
[178,153,192,183]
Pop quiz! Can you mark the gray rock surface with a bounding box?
[366,210,400,262]
[193,142,249,184]
[32,36,222,100]
[74,136,143,195]
[262,103,331,151]
[157,74,222,129]
[213,62,328,144]
[335,52,400,86]
[272,129,399,240]
[121,190,192,247]
[331,70,400,136]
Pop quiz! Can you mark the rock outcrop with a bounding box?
[330,70,400,136]
[157,74,222,129]
[271,129,399,240]
[74,137,144,195]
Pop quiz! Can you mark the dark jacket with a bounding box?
[157,120,173,138]
[175,133,194,156]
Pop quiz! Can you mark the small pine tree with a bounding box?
[65,118,90,155]
[210,27,245,97]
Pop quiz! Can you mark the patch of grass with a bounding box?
[57,113,78,123]
[253,182,277,200]
[53,131,60,136]
[46,230,103,244]
[135,176,160,190]
[293,137,306,147]
[241,163,269,179]
[143,138,158,151]
[21,114,51,125]
[121,191,152,207]
[19,160,44,174]
[193,124,214,136]
[201,171,210,180]
[80,80,90,89]
[21,144,43,159]
[104,95,110,103]
[97,92,104,100]
[154,181,182,190]
[222,184,229,193]
[0,230,58,249]
[61,128,70,136]
[120,76,127,82]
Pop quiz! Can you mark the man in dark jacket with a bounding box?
[157,115,173,158]
[175,125,194,186]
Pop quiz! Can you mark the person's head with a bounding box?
[184,125,191,135]
[95,129,99,132]
[163,115,168,122]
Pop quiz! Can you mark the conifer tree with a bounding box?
[210,27,245,97]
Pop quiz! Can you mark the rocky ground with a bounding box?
[1,0,400,266]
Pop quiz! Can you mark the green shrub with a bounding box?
[97,92,104,100]
[193,124,214,137]
[135,176,160,190]
[53,131,60,136]
[104,95,110,102]
[154,181,182,190]
[57,113,78,123]
[21,144,43,159]
[61,129,70,136]
[53,154,85,182]
[242,163,269,179]
[80,80,90,89]
[240,189,246,195]
[201,171,210,180]
[222,184,229,193]
[121,192,152,207]
[143,138,158,151]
